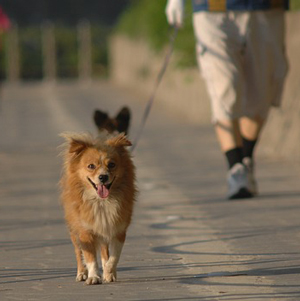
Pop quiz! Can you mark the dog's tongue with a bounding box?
[97,185,110,199]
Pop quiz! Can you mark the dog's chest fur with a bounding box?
[81,191,126,240]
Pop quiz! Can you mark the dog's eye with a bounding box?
[88,164,96,170]
[108,162,116,169]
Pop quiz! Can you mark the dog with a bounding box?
[93,107,131,135]
[60,132,136,285]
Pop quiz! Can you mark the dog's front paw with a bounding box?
[103,270,116,283]
[76,271,88,282]
[85,276,102,285]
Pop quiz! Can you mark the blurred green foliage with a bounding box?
[91,26,110,77]
[115,0,300,69]
[0,0,298,80]
[0,23,109,80]
[19,27,43,79]
[291,0,300,10]
[0,35,8,80]
[55,26,78,78]
[55,24,109,78]
[116,0,196,68]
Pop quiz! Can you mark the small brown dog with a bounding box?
[60,132,136,285]
[93,107,131,135]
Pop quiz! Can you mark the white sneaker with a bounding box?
[227,163,253,200]
[242,157,258,195]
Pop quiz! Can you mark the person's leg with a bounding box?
[215,119,242,152]
[239,116,265,195]
[240,116,264,159]
[214,118,253,199]
[193,12,253,199]
[239,10,288,196]
[214,117,265,169]
[215,119,243,169]
[214,116,264,197]
[242,10,287,158]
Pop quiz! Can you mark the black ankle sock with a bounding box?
[242,137,257,159]
[225,147,243,169]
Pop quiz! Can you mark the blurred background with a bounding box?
[0,0,131,80]
[0,0,299,82]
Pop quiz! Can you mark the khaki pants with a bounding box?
[193,10,288,122]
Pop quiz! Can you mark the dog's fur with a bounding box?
[93,107,131,135]
[60,132,136,285]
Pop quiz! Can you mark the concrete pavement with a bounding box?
[0,81,300,300]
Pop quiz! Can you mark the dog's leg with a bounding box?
[79,232,102,285]
[100,243,109,272]
[103,232,126,283]
[70,233,87,282]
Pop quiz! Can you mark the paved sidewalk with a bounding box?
[0,82,300,300]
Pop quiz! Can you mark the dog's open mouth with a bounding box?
[88,177,115,199]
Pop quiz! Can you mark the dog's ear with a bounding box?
[106,133,132,148]
[94,110,109,128]
[68,139,89,156]
[115,107,130,135]
[60,133,93,157]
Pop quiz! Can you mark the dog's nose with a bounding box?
[99,174,109,184]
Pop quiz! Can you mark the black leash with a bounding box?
[130,26,179,153]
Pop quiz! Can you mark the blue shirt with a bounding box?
[192,0,289,12]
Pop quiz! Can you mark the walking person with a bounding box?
[165,0,289,199]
